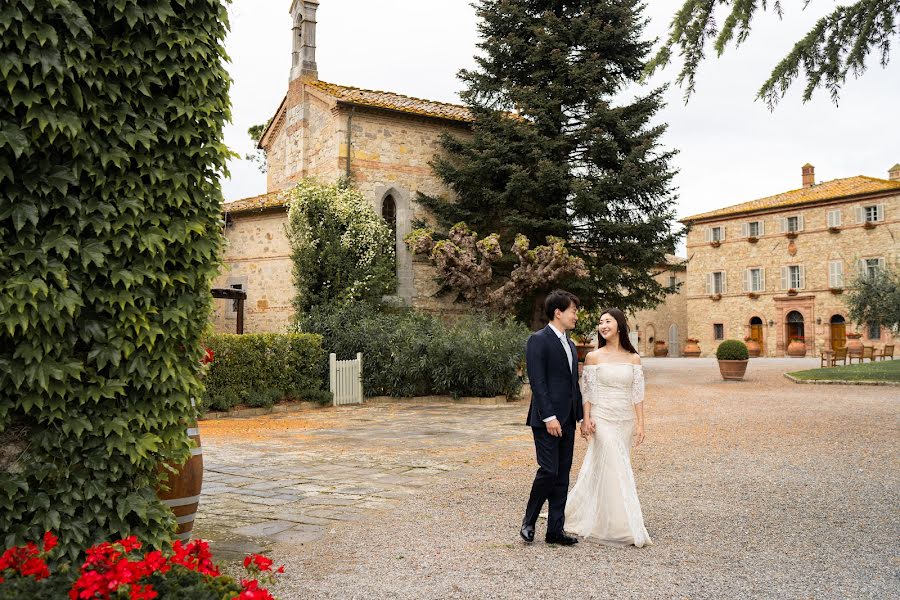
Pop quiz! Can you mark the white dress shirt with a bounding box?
[543,323,573,423]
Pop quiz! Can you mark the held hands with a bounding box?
[579,418,595,440]
[545,418,563,437]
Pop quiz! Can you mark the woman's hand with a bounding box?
[580,419,594,439]
[633,423,645,447]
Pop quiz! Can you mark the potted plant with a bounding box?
[716,339,750,380]
[744,336,761,358]
[786,231,798,239]
[829,287,843,294]
[845,332,864,358]
[653,339,668,357]
[747,236,759,244]
[786,288,798,296]
[786,337,806,357]
[683,337,701,357]
[710,240,721,248]
[828,226,841,234]
[747,292,759,299]
[709,293,722,301]
[863,221,876,230]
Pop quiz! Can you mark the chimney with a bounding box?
[801,163,815,188]
[889,163,900,182]
[290,0,319,81]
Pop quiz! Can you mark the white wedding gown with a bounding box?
[564,363,653,547]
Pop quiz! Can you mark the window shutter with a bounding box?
[858,259,866,275]
[798,265,805,289]
[779,217,786,233]
[760,267,765,291]
[827,210,836,227]
[742,223,749,237]
[722,271,727,295]
[759,220,765,235]
[855,206,865,223]
[704,227,711,242]
[781,266,788,290]
[744,269,750,292]
[706,273,712,294]
[720,226,726,241]
[876,203,885,222]
[878,257,886,270]
[828,261,837,287]
[797,214,804,231]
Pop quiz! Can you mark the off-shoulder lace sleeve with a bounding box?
[580,367,596,400]
[631,364,644,405]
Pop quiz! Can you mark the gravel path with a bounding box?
[210,358,899,599]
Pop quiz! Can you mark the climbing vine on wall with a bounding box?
[0,0,231,559]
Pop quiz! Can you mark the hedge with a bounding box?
[298,303,530,398]
[202,334,330,411]
[0,1,230,559]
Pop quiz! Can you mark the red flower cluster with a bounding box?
[201,347,215,365]
[0,532,56,583]
[0,533,283,600]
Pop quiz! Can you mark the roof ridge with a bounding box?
[313,79,468,110]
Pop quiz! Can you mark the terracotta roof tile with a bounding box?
[223,189,292,215]
[682,176,900,222]
[308,80,473,123]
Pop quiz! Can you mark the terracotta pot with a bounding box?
[786,340,806,357]
[653,340,668,357]
[157,416,203,541]
[745,339,761,358]
[683,340,701,357]
[575,343,593,363]
[718,359,749,380]
[845,333,863,358]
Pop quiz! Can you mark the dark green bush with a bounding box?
[0,1,230,558]
[299,304,530,398]
[202,334,330,411]
[716,339,750,361]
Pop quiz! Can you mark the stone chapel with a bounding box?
[212,0,472,333]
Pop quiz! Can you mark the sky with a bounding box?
[221,0,900,225]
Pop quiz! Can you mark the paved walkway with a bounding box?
[193,358,899,598]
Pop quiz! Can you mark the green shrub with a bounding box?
[298,304,530,398]
[286,179,396,313]
[202,334,330,411]
[716,339,750,361]
[0,1,230,558]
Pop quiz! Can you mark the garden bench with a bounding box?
[820,347,848,367]
[876,344,894,361]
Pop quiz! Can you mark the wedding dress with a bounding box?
[564,363,652,547]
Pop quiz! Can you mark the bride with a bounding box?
[564,307,652,547]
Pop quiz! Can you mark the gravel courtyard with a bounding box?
[194,358,899,599]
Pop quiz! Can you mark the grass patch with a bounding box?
[788,359,900,382]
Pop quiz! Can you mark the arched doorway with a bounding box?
[749,316,764,354]
[786,311,805,345]
[830,315,846,350]
[382,194,396,237]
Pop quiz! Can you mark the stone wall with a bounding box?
[630,266,688,357]
[211,210,295,333]
[684,194,900,356]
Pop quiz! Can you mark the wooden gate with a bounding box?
[329,353,364,406]
[830,323,846,350]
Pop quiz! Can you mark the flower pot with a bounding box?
[575,343,593,363]
[863,221,876,230]
[786,289,798,296]
[156,411,203,541]
[829,287,843,295]
[717,359,748,380]
[785,232,798,239]
[786,340,806,357]
[683,339,701,357]
[710,293,722,301]
[745,339,761,358]
[828,226,841,234]
[653,340,668,357]
[710,241,721,248]
[845,333,863,358]
[747,236,758,244]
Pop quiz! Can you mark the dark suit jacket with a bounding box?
[525,325,583,427]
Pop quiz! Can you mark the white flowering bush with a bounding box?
[286,180,396,313]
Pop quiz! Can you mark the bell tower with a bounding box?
[290,0,318,81]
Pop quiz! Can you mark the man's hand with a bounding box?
[545,418,562,437]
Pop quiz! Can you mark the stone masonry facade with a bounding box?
[681,166,900,357]
[630,258,688,357]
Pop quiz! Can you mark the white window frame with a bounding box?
[708,225,724,242]
[707,271,727,295]
[856,204,885,223]
[828,260,844,288]
[859,257,886,280]
[784,215,803,233]
[745,267,765,292]
[827,209,841,228]
[780,265,805,290]
[742,220,763,238]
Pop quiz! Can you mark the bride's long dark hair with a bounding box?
[596,307,639,355]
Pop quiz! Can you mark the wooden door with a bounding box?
[750,324,764,350]
[830,323,846,350]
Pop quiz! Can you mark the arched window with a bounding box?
[382,194,396,237]
[786,310,805,341]
[750,316,763,325]
[829,314,845,324]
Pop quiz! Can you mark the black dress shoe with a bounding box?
[545,532,578,545]
[520,523,535,543]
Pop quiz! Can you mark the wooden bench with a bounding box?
[876,344,894,361]
[849,346,875,364]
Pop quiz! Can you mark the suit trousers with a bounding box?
[523,420,576,536]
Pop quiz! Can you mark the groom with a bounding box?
[520,289,583,545]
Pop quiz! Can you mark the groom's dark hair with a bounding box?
[544,289,579,322]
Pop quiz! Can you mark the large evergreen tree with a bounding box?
[419,0,682,320]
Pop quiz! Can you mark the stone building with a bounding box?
[213,0,470,332]
[629,256,688,357]
[680,164,900,357]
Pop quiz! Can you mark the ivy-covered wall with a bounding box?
[0,0,231,558]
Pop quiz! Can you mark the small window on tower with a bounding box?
[713,324,724,340]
